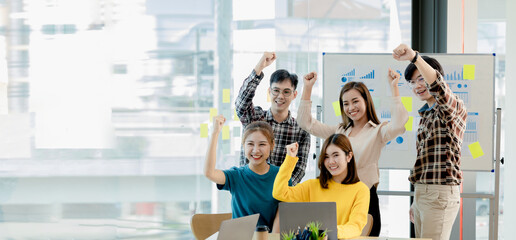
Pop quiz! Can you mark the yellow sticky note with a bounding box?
[332,101,341,116]
[223,89,230,103]
[463,65,475,80]
[209,108,217,122]
[200,123,208,138]
[401,97,413,112]
[222,125,230,140]
[267,92,271,102]
[405,116,414,131]
[468,141,484,159]
[234,109,239,121]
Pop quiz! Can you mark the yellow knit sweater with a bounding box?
[273,155,370,239]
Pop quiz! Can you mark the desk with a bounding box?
[258,233,431,240]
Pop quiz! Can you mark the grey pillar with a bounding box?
[411,0,447,53]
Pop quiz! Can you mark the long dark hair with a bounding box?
[338,81,380,130]
[318,134,360,188]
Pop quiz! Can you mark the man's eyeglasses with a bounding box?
[407,77,426,89]
[271,88,293,97]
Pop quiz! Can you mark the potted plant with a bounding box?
[281,221,328,240]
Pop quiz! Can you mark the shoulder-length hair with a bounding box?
[338,81,380,130]
[318,134,360,188]
[241,121,275,148]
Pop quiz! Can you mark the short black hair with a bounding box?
[270,69,298,90]
[404,56,445,81]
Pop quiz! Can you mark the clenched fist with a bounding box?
[286,142,299,157]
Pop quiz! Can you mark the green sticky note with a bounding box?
[401,97,413,112]
[209,108,217,122]
[223,89,230,103]
[222,141,230,154]
[468,141,484,159]
[222,125,230,140]
[222,109,231,119]
[233,126,241,137]
[200,123,208,138]
[332,101,341,116]
[405,116,413,131]
[463,65,475,80]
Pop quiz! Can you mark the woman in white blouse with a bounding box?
[297,70,408,236]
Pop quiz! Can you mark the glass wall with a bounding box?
[0,0,412,238]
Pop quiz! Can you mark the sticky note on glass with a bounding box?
[401,97,413,112]
[200,123,208,138]
[222,125,230,140]
[209,108,217,122]
[222,142,230,154]
[405,116,414,131]
[463,65,475,80]
[233,126,241,137]
[332,101,341,116]
[234,109,240,121]
[223,89,230,103]
[468,141,484,159]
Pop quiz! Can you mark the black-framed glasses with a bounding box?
[407,77,426,89]
[271,88,293,97]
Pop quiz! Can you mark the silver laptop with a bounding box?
[279,202,338,240]
[208,214,259,240]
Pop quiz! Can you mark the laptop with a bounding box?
[206,214,259,240]
[279,202,338,240]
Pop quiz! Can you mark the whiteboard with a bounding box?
[322,53,495,171]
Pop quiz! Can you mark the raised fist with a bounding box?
[303,71,318,88]
[286,142,299,157]
[392,44,417,62]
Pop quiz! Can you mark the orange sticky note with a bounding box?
[463,65,475,80]
[223,89,230,103]
[332,101,341,116]
[468,141,484,159]
[401,97,413,112]
[222,125,230,140]
[200,123,208,138]
[209,108,217,122]
[405,116,413,131]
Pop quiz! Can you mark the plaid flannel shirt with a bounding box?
[235,70,311,185]
[409,71,467,185]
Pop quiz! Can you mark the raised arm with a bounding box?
[235,52,275,124]
[297,71,338,139]
[392,43,437,85]
[272,142,310,202]
[337,184,370,239]
[203,115,227,185]
[289,130,311,185]
[380,69,409,143]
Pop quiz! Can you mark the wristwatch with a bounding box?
[411,51,419,64]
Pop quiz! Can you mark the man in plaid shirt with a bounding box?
[393,44,467,240]
[235,52,310,185]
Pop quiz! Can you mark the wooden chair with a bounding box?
[190,213,232,240]
[360,214,374,236]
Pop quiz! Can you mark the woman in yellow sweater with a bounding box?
[273,134,370,239]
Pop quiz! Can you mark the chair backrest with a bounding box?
[190,213,232,240]
[360,214,374,236]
